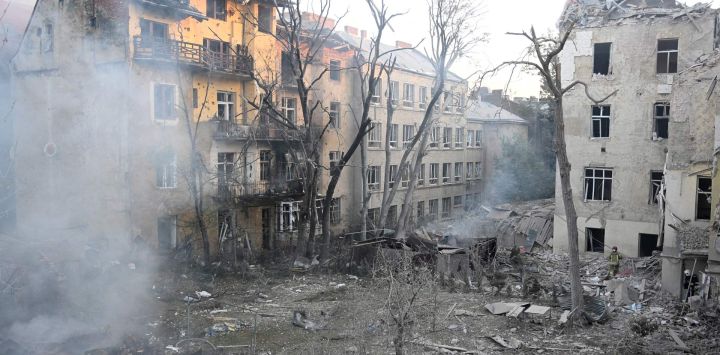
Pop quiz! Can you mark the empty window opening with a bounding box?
[653,103,669,139]
[258,5,273,33]
[259,151,271,181]
[329,60,341,81]
[586,228,605,253]
[158,216,177,250]
[696,176,712,220]
[638,233,661,257]
[650,171,664,204]
[261,208,271,249]
[584,167,612,201]
[593,42,611,75]
[657,39,678,74]
[387,205,397,227]
[591,105,610,138]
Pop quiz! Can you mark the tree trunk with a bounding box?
[554,98,584,323]
[394,323,404,355]
[395,132,429,239]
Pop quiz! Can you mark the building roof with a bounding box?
[465,99,528,124]
[335,31,464,83]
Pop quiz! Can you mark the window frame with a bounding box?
[329,101,341,128]
[371,79,382,105]
[442,127,452,149]
[657,38,678,74]
[418,86,428,109]
[258,5,273,33]
[649,171,663,205]
[329,60,341,81]
[153,83,177,121]
[403,83,415,108]
[402,124,415,149]
[206,0,227,21]
[454,162,463,183]
[217,91,235,121]
[389,124,399,149]
[584,167,613,202]
[368,122,382,148]
[259,150,272,181]
[591,105,610,138]
[653,102,670,140]
[156,150,177,189]
[429,163,439,185]
[368,165,381,191]
[417,163,425,186]
[330,198,341,224]
[696,176,712,220]
[455,128,464,148]
[442,163,451,184]
[281,97,297,124]
[592,42,612,75]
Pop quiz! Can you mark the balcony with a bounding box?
[214,120,321,142]
[217,180,304,206]
[133,36,253,78]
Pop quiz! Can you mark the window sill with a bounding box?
[157,186,177,190]
[589,137,610,141]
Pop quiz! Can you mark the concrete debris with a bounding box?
[292,310,323,331]
[606,279,637,305]
[489,335,522,349]
[491,199,554,249]
[525,305,551,315]
[485,302,526,315]
[560,0,711,29]
[195,290,212,298]
[670,223,709,250]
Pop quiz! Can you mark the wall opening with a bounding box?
[586,227,605,252]
[593,42,611,75]
[638,233,660,257]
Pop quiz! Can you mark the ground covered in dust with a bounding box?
[122,250,720,355]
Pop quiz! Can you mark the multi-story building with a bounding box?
[554,1,717,297]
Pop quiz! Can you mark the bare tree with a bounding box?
[480,24,616,324]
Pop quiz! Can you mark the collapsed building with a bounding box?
[555,0,720,299]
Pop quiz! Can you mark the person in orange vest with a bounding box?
[608,246,623,278]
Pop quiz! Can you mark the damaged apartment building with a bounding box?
[554,0,720,298]
[10,1,517,258]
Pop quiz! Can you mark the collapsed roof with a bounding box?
[559,0,714,29]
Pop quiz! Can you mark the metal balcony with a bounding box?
[217,180,304,206]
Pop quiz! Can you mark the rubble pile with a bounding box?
[560,0,710,29]
[671,223,709,250]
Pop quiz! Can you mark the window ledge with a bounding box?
[589,137,610,141]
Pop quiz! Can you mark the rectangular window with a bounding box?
[475,130,482,147]
[441,197,452,218]
[419,86,428,109]
[443,127,452,148]
[329,60,341,81]
[389,80,400,106]
[279,201,300,232]
[42,23,54,52]
[387,205,397,227]
[329,101,340,128]
[650,171,663,204]
[203,38,230,55]
[329,151,342,175]
[466,130,474,147]
[371,78,382,104]
[591,105,610,138]
[368,165,381,191]
[429,199,438,220]
[330,198,341,224]
[429,163,439,185]
[367,208,379,227]
[653,103,669,139]
[389,124,398,149]
[153,83,176,121]
[259,151,272,181]
[281,97,297,124]
[475,162,482,178]
[417,164,425,186]
[697,176,712,220]
[157,216,177,249]
[389,165,398,189]
[417,201,425,219]
[466,162,473,179]
[454,195,463,207]
[586,228,605,253]
[403,83,415,107]
[402,124,414,148]
[258,5,273,33]
[217,153,235,188]
[584,168,613,201]
[217,91,235,121]
[206,0,227,20]
[156,151,177,188]
[593,42,611,75]
[192,88,198,109]
[455,128,464,148]
[443,92,453,113]
[430,126,440,148]
[400,165,410,188]
[140,18,169,40]
[454,162,463,183]
[368,122,381,148]
[442,163,451,184]
[657,39,678,74]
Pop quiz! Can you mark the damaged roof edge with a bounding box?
[558,1,716,30]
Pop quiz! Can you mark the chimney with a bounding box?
[396,40,412,49]
[301,12,336,30]
[344,25,358,36]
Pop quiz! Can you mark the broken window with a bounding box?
[368,122,381,148]
[329,60,341,81]
[417,164,425,186]
[217,153,235,189]
[206,0,227,21]
[419,86,428,109]
[140,19,168,41]
[696,176,712,220]
[329,101,340,128]
[454,162,463,183]
[368,165,381,190]
[371,79,382,104]
[330,198,341,224]
[442,163,451,184]
[586,228,605,253]
[154,83,176,120]
[259,151,271,181]
[475,130,482,147]
[466,130,474,147]
[429,199,439,220]
[454,195,463,208]
[650,171,663,204]
[389,165,398,189]
[157,216,177,249]
[258,5,273,33]
[441,197,452,219]
[329,151,342,175]
[429,163,439,184]
[584,167,612,201]
[455,128,464,148]
[442,127,452,149]
[466,162,473,179]
[403,83,415,107]
[402,124,414,148]
[657,39,678,74]
[593,42,611,75]
[653,103,669,139]
[430,126,440,148]
[217,91,235,121]
[591,105,610,138]
[279,201,300,232]
[281,97,297,124]
[389,124,398,149]
[389,81,400,106]
[156,150,177,188]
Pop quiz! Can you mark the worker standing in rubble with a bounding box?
[607,246,623,278]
